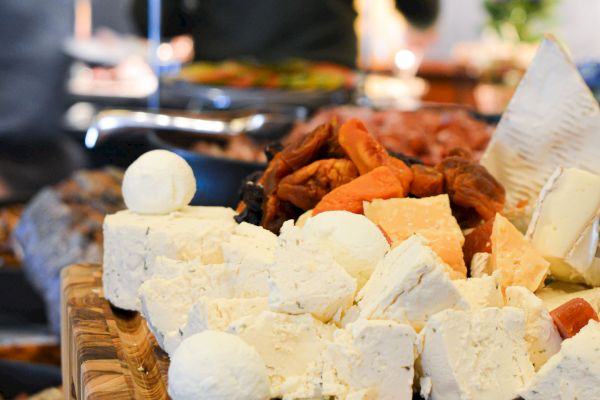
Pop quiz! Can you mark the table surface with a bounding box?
[61,264,169,400]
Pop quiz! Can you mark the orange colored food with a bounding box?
[551,298,599,339]
[410,164,444,198]
[313,166,405,215]
[364,194,467,278]
[463,217,495,267]
[490,214,549,292]
[338,118,413,196]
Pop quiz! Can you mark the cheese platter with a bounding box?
[63,36,600,400]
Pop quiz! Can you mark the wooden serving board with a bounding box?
[61,264,170,400]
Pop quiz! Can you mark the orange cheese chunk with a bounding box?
[364,194,467,278]
[491,213,550,292]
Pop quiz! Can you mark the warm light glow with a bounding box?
[395,49,417,71]
[157,43,174,61]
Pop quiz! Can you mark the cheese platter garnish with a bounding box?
[66,36,600,400]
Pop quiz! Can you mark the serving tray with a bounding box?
[61,264,169,399]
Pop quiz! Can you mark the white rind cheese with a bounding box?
[268,222,357,322]
[480,37,600,214]
[323,319,418,400]
[103,206,236,310]
[357,235,468,331]
[453,274,503,309]
[228,311,335,400]
[505,286,562,370]
[182,297,268,339]
[419,307,534,400]
[520,321,600,400]
[526,167,600,285]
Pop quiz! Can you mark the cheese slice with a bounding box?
[364,195,466,278]
[481,36,600,214]
[491,213,549,292]
[526,167,600,285]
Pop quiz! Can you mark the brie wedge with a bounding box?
[481,37,600,214]
[527,167,600,286]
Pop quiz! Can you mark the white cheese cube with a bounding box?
[138,263,236,354]
[527,167,600,286]
[357,235,468,331]
[221,222,277,266]
[453,274,503,309]
[181,297,268,339]
[506,286,562,370]
[103,206,236,310]
[228,311,335,400]
[419,307,534,400]
[323,319,418,400]
[268,225,357,322]
[520,321,600,400]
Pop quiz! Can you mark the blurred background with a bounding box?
[0,0,599,398]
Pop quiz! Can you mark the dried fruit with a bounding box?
[338,118,413,195]
[462,217,495,268]
[437,156,505,220]
[551,298,599,339]
[410,164,444,198]
[313,166,405,215]
[277,159,358,210]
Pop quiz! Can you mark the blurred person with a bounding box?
[0,0,87,202]
[132,0,439,68]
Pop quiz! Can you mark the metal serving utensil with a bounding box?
[84,108,304,148]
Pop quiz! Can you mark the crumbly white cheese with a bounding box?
[526,167,600,286]
[228,311,335,400]
[181,297,268,339]
[302,211,390,289]
[138,263,236,354]
[357,235,468,331]
[323,319,418,400]
[103,206,236,310]
[419,307,534,400]
[453,273,503,309]
[480,37,600,212]
[520,321,600,400]
[506,286,562,370]
[168,330,270,400]
[268,222,357,322]
[470,252,492,278]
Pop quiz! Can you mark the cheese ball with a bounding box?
[303,210,390,288]
[168,331,270,400]
[122,150,196,214]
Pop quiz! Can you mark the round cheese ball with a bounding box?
[168,331,270,400]
[122,150,196,214]
[303,210,390,288]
